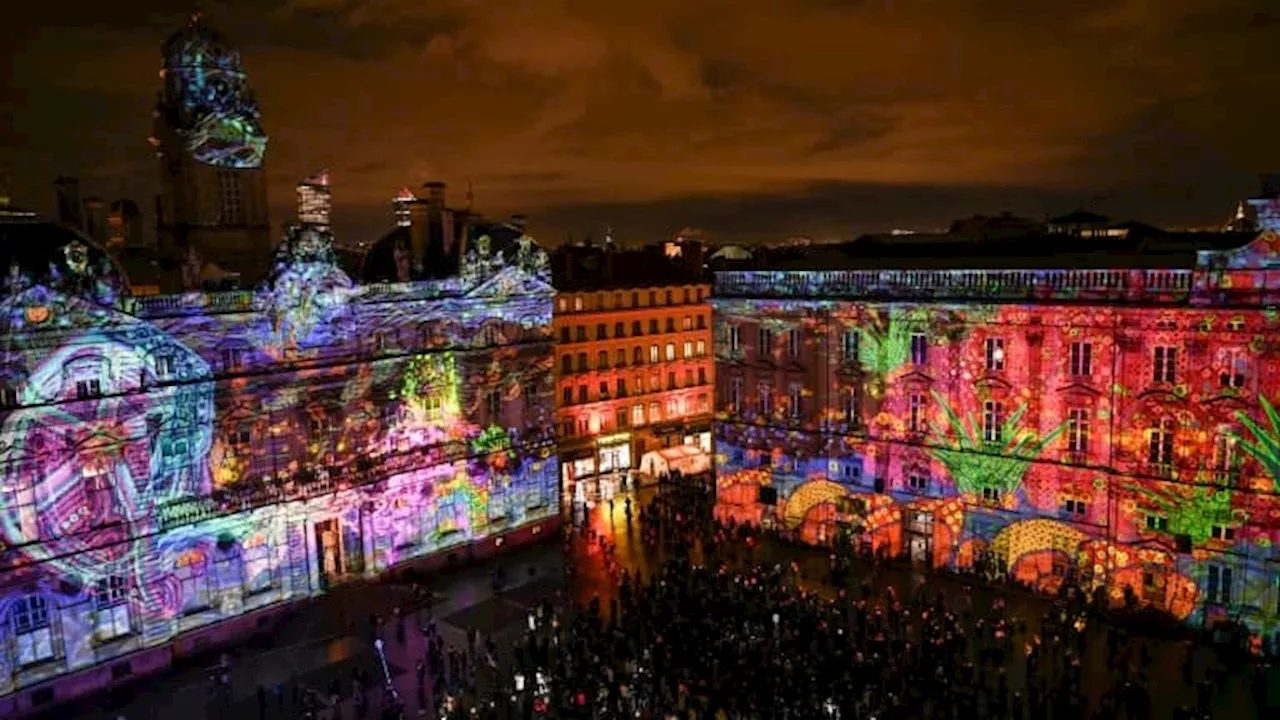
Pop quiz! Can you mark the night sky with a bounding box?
[4,0,1279,247]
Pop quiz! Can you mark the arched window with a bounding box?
[93,575,131,640]
[11,595,55,665]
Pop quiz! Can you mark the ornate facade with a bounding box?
[0,214,558,713]
[714,202,1280,638]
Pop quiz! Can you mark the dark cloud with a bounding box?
[4,0,1278,249]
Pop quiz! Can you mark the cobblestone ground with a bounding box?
[44,483,1274,719]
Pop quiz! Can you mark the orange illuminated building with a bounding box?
[553,243,714,501]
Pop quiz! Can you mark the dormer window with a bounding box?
[155,355,176,381]
[75,379,102,400]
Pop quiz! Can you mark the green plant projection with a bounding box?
[926,390,1066,497]
[394,353,461,427]
[1234,396,1280,491]
[1127,480,1243,548]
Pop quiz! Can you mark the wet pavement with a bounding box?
[40,483,1275,719]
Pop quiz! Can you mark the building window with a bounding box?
[614,322,625,338]
[217,169,243,224]
[666,290,673,304]
[667,372,676,390]
[597,351,608,369]
[982,487,1002,503]
[1069,341,1093,377]
[155,355,176,380]
[596,324,607,340]
[487,390,502,419]
[649,319,659,334]
[683,316,693,331]
[176,552,210,613]
[632,404,645,426]
[562,387,572,405]
[577,386,588,403]
[648,291,656,306]
[616,378,627,397]
[1212,432,1236,482]
[1066,408,1090,454]
[598,381,609,398]
[982,401,1004,443]
[559,327,570,343]
[984,337,1005,372]
[632,321,642,336]
[649,401,661,422]
[788,385,802,418]
[11,596,54,666]
[683,342,693,359]
[561,356,572,374]
[910,333,927,366]
[666,318,676,333]
[631,292,639,307]
[696,340,706,356]
[758,383,772,416]
[650,345,659,363]
[615,407,628,429]
[843,386,860,424]
[729,326,741,353]
[0,384,18,409]
[684,369,694,387]
[1152,346,1177,383]
[229,426,252,447]
[730,377,743,410]
[697,367,706,385]
[615,349,626,368]
[666,397,679,418]
[1145,514,1169,532]
[909,393,925,433]
[1147,418,1175,468]
[577,353,588,372]
[222,347,245,372]
[630,346,641,365]
[758,328,772,357]
[75,378,103,400]
[665,343,676,362]
[843,330,859,362]
[573,296,583,311]
[93,575,131,641]
[1206,565,1232,605]
[697,314,706,329]
[787,329,801,358]
[1219,348,1247,389]
[1211,525,1236,542]
[244,542,274,595]
[576,326,587,342]
[1062,499,1087,518]
[557,297,567,312]
[908,473,928,492]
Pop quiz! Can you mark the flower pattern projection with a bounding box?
[713,287,1280,636]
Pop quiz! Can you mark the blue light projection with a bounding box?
[0,228,558,698]
[160,15,267,169]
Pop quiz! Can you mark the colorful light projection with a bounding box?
[159,15,267,168]
[0,233,558,698]
[714,279,1280,636]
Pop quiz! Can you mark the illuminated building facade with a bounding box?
[151,13,272,286]
[714,202,1280,636]
[554,248,714,501]
[0,205,558,715]
[296,172,332,229]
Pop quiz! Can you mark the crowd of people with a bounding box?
[394,474,1266,720]
[234,471,1270,720]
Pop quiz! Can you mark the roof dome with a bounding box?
[0,207,129,305]
[162,12,243,72]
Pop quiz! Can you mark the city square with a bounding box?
[4,5,1280,720]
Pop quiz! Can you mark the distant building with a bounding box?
[296,171,332,228]
[392,187,416,228]
[552,245,714,501]
[81,196,109,245]
[151,12,272,287]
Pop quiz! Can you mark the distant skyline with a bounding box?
[4,0,1279,247]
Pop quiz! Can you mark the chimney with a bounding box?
[408,199,430,276]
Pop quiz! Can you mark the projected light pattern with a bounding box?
[714,229,1280,638]
[0,230,557,697]
[159,15,267,168]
